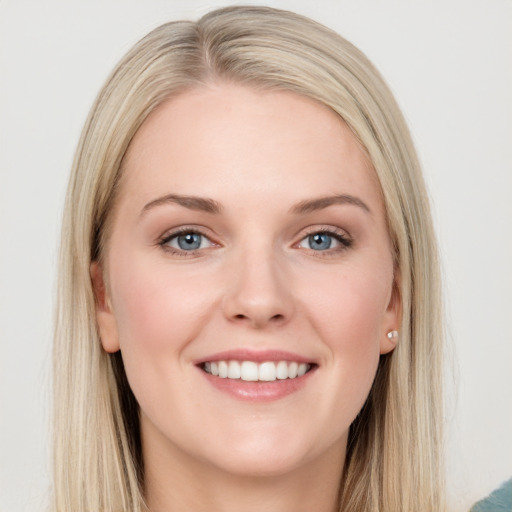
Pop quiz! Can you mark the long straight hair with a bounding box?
[52,6,445,511]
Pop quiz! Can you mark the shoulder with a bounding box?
[470,478,512,512]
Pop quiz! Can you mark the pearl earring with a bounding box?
[387,330,399,341]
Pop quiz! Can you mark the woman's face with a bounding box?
[93,84,399,478]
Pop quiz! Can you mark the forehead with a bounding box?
[118,83,383,216]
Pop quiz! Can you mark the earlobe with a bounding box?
[380,273,401,355]
[90,262,120,353]
[381,330,399,354]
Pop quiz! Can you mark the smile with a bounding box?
[202,360,313,381]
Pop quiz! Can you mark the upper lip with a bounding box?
[194,349,316,365]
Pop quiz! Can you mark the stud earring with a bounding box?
[387,330,399,341]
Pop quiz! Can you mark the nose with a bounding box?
[222,244,295,329]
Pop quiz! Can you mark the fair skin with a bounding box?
[92,83,399,512]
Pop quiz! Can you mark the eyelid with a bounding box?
[156,224,352,257]
[294,225,353,253]
[158,226,218,256]
[297,225,352,241]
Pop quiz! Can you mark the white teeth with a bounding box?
[276,361,288,380]
[218,361,228,378]
[203,360,312,381]
[241,361,259,381]
[258,362,276,381]
[227,361,241,379]
[297,363,307,376]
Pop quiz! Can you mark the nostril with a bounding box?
[231,313,285,325]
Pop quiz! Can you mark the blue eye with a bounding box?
[307,233,332,250]
[160,230,213,253]
[176,233,202,250]
[298,230,351,252]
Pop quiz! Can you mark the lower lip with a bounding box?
[199,368,316,402]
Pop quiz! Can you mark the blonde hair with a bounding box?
[52,6,444,511]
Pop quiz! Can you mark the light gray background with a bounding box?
[1,1,511,511]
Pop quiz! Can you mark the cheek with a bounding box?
[108,262,221,430]
[111,256,213,349]
[108,257,219,396]
[301,261,391,388]
[307,265,390,343]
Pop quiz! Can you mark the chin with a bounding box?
[196,423,341,479]
[207,446,311,479]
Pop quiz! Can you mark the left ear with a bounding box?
[380,271,402,355]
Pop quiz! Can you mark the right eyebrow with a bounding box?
[140,193,222,217]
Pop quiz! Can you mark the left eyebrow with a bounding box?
[290,194,371,215]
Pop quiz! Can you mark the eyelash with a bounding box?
[157,226,352,257]
[158,227,215,257]
[298,226,352,256]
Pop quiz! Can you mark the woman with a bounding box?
[52,6,444,511]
